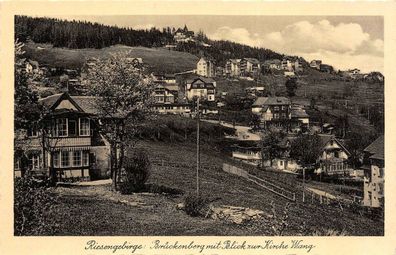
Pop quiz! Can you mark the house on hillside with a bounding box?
[240,58,261,77]
[232,138,300,172]
[310,60,322,69]
[185,77,216,102]
[14,92,111,181]
[294,60,303,72]
[196,57,216,78]
[225,59,242,77]
[317,135,351,176]
[252,97,291,126]
[232,145,262,166]
[153,84,177,104]
[151,103,192,115]
[173,27,195,43]
[362,136,384,208]
[263,59,281,71]
[245,86,265,96]
[281,59,294,71]
[152,73,177,84]
[290,106,310,132]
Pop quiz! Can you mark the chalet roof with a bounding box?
[162,84,179,91]
[39,93,101,115]
[252,97,291,107]
[186,77,216,84]
[318,134,351,156]
[72,96,102,115]
[244,58,260,64]
[39,93,63,108]
[364,135,384,160]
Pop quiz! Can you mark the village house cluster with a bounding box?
[15,45,385,210]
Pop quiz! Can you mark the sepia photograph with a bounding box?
[13,14,384,237]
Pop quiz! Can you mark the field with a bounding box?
[46,140,383,236]
[23,42,198,73]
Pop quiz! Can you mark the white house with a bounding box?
[185,77,216,102]
[196,57,215,78]
[362,136,384,208]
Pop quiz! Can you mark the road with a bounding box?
[202,119,261,141]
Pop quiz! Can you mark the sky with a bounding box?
[53,15,384,73]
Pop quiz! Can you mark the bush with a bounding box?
[119,150,151,194]
[184,193,209,217]
[14,177,57,235]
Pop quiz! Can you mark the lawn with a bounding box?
[23,42,198,73]
[45,140,383,236]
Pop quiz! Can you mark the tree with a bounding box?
[83,53,154,190]
[14,39,42,131]
[290,134,322,167]
[345,132,376,168]
[260,127,286,167]
[285,77,298,97]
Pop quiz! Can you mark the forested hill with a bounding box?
[15,16,284,64]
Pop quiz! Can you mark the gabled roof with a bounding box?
[318,134,351,156]
[39,92,101,115]
[364,135,384,160]
[186,77,216,84]
[252,97,291,107]
[71,96,102,115]
[244,58,260,65]
[39,92,84,112]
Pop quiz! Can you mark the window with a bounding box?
[28,155,40,170]
[57,118,68,137]
[378,183,384,195]
[61,151,70,167]
[27,122,38,137]
[273,113,279,119]
[79,118,90,136]
[68,120,77,136]
[274,106,279,111]
[53,152,59,168]
[73,151,81,166]
[83,151,90,166]
[379,168,384,178]
[282,106,286,110]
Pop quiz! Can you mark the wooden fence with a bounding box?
[222,163,296,202]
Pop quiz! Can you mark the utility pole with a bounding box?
[302,167,306,203]
[196,97,201,196]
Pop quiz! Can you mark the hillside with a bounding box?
[47,140,383,236]
[23,42,198,73]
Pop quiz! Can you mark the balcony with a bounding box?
[232,151,261,160]
[48,137,91,147]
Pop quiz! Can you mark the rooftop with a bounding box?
[364,135,384,160]
[252,97,291,107]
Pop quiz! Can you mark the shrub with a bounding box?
[119,150,151,194]
[14,176,57,235]
[184,193,209,217]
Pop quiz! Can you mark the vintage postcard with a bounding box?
[0,1,395,255]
